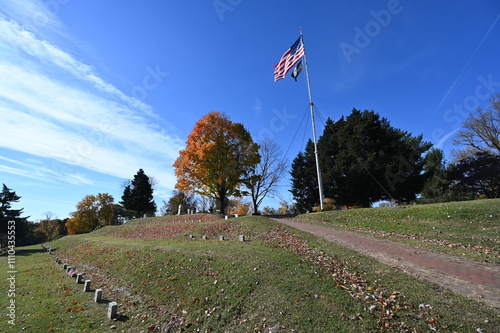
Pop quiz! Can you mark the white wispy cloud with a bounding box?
[0,0,63,37]
[0,156,94,186]
[0,5,183,193]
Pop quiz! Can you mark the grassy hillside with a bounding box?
[295,199,500,264]
[1,211,498,332]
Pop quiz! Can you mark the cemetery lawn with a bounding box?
[295,199,500,264]
[0,208,498,332]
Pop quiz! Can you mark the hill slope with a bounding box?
[295,199,500,264]
[1,208,499,332]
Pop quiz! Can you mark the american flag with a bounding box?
[274,36,305,82]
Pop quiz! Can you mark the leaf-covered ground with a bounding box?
[1,211,499,332]
[294,199,500,264]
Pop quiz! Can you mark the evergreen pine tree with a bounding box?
[290,109,433,208]
[0,184,29,244]
[317,109,432,207]
[120,169,157,218]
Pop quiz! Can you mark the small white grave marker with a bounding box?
[84,280,92,292]
[108,302,118,319]
[76,273,86,284]
[94,288,102,302]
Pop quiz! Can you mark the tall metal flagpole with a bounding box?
[300,28,325,211]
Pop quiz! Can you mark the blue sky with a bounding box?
[1,0,499,220]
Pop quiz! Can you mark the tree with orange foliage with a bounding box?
[228,198,252,215]
[66,193,114,234]
[173,112,260,214]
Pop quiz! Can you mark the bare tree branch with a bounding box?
[245,138,288,214]
[454,93,500,156]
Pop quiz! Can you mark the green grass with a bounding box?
[1,213,499,332]
[295,199,500,264]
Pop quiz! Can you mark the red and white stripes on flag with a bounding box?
[274,36,305,82]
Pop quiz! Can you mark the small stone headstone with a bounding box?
[94,288,102,302]
[225,216,228,220]
[76,273,86,284]
[84,280,92,292]
[219,235,225,241]
[235,214,238,218]
[202,235,208,240]
[239,235,245,242]
[108,302,118,319]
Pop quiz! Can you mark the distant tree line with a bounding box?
[0,168,159,243]
[0,184,65,246]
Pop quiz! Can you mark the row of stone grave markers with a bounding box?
[187,234,247,242]
[140,219,203,225]
[138,214,239,225]
[89,225,102,233]
[42,245,118,321]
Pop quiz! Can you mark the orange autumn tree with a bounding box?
[173,111,260,214]
[66,193,114,234]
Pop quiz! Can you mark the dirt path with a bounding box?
[274,218,500,309]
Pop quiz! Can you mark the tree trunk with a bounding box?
[219,190,227,215]
[252,196,259,214]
